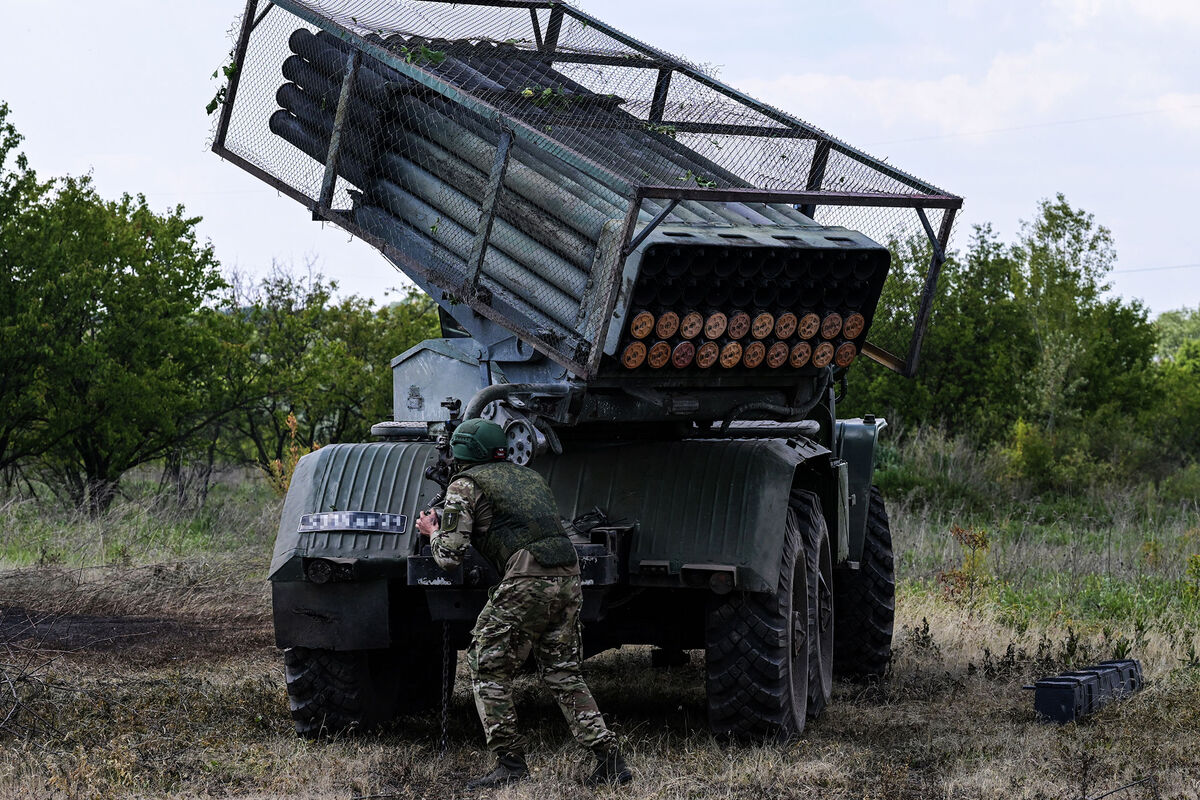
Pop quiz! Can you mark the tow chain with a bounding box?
[439,620,452,754]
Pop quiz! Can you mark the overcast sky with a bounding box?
[1,0,1196,313]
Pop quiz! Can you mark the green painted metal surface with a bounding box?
[537,438,830,593]
[270,441,440,580]
[834,417,887,562]
[271,436,845,596]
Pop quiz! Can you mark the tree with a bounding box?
[1155,307,1200,361]
[1152,339,1200,458]
[0,102,55,479]
[223,268,438,474]
[26,176,229,513]
[846,224,1035,436]
[845,195,1159,482]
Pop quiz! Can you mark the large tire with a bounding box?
[706,491,818,739]
[805,499,834,718]
[832,485,895,679]
[284,643,445,738]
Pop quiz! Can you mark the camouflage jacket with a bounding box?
[430,471,578,578]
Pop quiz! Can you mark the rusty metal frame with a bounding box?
[622,198,679,258]
[903,206,957,376]
[550,3,945,196]
[213,0,260,153]
[799,140,831,219]
[638,186,960,209]
[250,1,276,30]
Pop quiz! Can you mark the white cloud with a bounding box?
[741,41,1088,140]
[741,31,1197,148]
[1052,0,1200,26]
[1156,93,1200,130]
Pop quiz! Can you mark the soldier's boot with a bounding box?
[466,752,529,789]
[584,748,632,787]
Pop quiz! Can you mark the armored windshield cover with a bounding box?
[213,0,961,378]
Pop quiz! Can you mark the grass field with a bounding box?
[0,463,1198,799]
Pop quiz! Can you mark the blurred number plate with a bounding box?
[298,511,409,534]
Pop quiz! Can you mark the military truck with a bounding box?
[211,0,961,739]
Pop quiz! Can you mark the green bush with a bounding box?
[1161,464,1200,508]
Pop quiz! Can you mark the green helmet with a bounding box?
[450,418,509,463]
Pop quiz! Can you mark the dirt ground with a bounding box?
[0,560,1197,800]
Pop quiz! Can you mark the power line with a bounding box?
[1112,262,1200,275]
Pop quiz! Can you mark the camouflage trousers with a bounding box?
[466,574,616,757]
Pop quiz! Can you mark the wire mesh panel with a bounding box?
[214,0,961,379]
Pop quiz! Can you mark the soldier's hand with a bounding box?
[417,509,440,537]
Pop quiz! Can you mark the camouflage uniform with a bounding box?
[431,465,617,758]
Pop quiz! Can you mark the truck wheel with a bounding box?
[706,491,815,739]
[805,496,834,718]
[284,643,445,738]
[832,485,895,679]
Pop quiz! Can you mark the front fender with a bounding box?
[270,441,440,581]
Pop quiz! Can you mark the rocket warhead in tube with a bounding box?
[812,341,835,368]
[629,311,655,340]
[695,341,720,369]
[843,312,865,340]
[774,312,798,340]
[621,341,648,369]
[799,313,821,340]
[789,342,812,368]
[821,313,843,340]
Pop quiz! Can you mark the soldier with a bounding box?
[416,418,632,789]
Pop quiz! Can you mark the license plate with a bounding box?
[297,511,409,534]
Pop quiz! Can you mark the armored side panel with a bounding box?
[274,437,839,590]
[272,442,437,579]
[538,437,835,593]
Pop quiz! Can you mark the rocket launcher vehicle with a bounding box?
[221,4,970,741]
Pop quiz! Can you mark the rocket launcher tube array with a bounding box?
[266,26,891,373]
[272,98,587,329]
[475,40,811,227]
[275,27,819,279]
[618,260,872,371]
[278,36,611,237]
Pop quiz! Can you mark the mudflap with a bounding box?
[273,580,390,651]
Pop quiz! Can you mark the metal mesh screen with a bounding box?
[214,0,960,378]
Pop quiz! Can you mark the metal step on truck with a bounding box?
[211,0,962,739]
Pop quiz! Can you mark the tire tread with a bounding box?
[832,485,895,678]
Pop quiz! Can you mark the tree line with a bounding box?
[844,195,1200,491]
[4,101,1197,511]
[0,104,437,513]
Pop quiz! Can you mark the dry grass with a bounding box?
[0,560,1196,800]
[0,471,1198,799]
